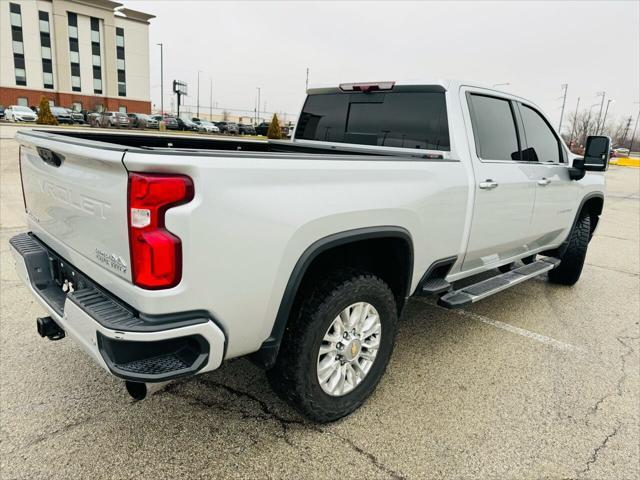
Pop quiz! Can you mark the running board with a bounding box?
[437,257,561,309]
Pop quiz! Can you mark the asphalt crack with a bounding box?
[586,334,638,418]
[165,378,407,479]
[577,422,622,477]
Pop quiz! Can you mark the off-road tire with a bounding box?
[548,213,591,285]
[267,270,398,423]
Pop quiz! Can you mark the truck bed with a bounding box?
[27,129,441,159]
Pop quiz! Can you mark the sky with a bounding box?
[125,0,640,131]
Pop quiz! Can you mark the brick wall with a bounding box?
[0,87,151,113]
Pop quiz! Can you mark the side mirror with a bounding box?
[582,135,611,171]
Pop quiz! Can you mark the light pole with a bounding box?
[599,99,613,135]
[493,82,510,88]
[629,108,640,153]
[197,70,203,119]
[569,97,580,148]
[558,83,568,133]
[305,67,309,91]
[209,77,213,120]
[256,87,261,123]
[584,103,599,143]
[595,91,606,134]
[157,43,163,114]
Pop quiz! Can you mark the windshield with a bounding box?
[13,106,33,112]
[200,121,213,126]
[51,107,67,114]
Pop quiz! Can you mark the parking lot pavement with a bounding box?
[1,131,638,480]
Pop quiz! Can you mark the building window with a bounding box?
[39,11,54,89]
[10,3,26,86]
[115,27,126,97]
[17,97,28,107]
[118,106,127,114]
[90,17,102,94]
[68,12,81,91]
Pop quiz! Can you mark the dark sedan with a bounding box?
[51,106,74,124]
[176,117,199,131]
[238,123,256,135]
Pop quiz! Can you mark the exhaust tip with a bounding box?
[36,316,65,340]
[125,381,147,401]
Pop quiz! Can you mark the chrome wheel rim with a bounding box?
[316,302,382,397]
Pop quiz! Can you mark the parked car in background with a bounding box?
[238,123,256,135]
[176,117,199,131]
[197,121,220,133]
[107,112,130,128]
[5,105,37,123]
[612,147,630,157]
[50,107,74,124]
[216,121,239,135]
[87,112,103,127]
[152,115,179,130]
[67,109,85,124]
[129,113,158,129]
[255,122,270,136]
[0,106,5,119]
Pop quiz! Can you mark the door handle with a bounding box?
[537,178,551,186]
[479,179,499,190]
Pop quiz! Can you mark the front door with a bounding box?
[461,91,537,272]
[515,102,578,249]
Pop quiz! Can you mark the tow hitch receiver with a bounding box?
[37,316,65,340]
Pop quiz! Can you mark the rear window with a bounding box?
[295,90,450,151]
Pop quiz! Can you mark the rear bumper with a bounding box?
[9,232,227,383]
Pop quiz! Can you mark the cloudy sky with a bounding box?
[126,0,639,130]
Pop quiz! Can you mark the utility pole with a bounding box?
[558,83,568,133]
[197,70,203,118]
[157,43,163,114]
[599,99,613,135]
[629,109,640,153]
[305,67,309,92]
[209,77,212,120]
[584,103,599,144]
[256,87,261,123]
[569,97,580,147]
[595,91,605,134]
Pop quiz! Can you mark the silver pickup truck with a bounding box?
[10,80,610,422]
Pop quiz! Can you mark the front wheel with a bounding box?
[548,213,591,285]
[267,271,398,423]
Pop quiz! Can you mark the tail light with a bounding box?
[128,173,194,289]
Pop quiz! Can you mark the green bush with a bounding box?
[36,97,58,125]
[267,113,282,139]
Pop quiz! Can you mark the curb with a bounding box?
[610,157,640,168]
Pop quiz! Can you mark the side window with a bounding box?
[519,104,561,163]
[467,94,520,161]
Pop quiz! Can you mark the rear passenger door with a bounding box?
[461,91,537,272]
[516,102,578,248]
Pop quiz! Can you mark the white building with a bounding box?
[1,0,154,113]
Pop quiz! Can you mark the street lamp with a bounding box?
[256,87,261,123]
[599,99,614,135]
[584,103,600,142]
[157,43,163,114]
[197,70,203,118]
[595,91,606,134]
[493,82,510,88]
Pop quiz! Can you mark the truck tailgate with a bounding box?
[17,130,131,281]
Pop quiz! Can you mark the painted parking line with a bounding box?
[417,299,579,353]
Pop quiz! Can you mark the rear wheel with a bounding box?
[548,213,591,285]
[267,271,398,423]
